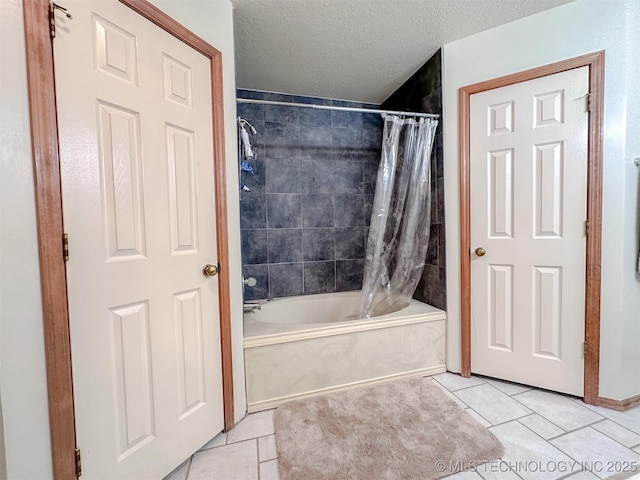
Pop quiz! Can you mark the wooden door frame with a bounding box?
[23,0,235,477]
[458,51,604,405]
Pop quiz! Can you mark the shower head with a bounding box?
[238,117,257,135]
[238,117,257,160]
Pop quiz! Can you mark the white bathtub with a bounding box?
[243,291,446,412]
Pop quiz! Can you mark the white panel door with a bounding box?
[470,67,589,396]
[53,1,224,478]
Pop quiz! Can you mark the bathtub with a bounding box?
[243,291,446,412]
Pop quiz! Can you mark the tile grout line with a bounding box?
[547,417,611,439]
[491,418,597,479]
[255,437,261,480]
[456,377,637,468]
[476,375,533,396]
[512,416,576,458]
[513,410,567,438]
[434,375,630,452]
[184,456,192,480]
[433,374,487,393]
[507,389,606,436]
[583,422,640,453]
[485,410,536,429]
[548,424,640,476]
[451,379,570,433]
[579,401,638,430]
[265,187,272,298]
[593,411,640,444]
[451,380,534,419]
[333,232,337,292]
[465,406,492,427]
[431,381,469,408]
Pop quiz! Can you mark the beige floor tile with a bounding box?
[490,420,579,480]
[163,457,190,480]
[455,384,532,425]
[170,387,640,480]
[519,414,565,440]
[444,470,484,479]
[466,408,492,428]
[226,409,275,444]
[259,459,280,480]
[580,404,640,436]
[484,378,532,396]
[433,380,469,408]
[562,470,599,479]
[477,460,523,480]
[514,390,603,431]
[258,434,278,462]
[591,419,640,448]
[199,432,227,450]
[434,372,486,391]
[188,439,258,480]
[550,427,640,479]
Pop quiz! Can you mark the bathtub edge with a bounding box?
[244,311,447,348]
[246,365,447,413]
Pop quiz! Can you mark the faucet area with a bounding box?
[235,54,447,410]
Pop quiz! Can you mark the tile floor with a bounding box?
[164,373,640,480]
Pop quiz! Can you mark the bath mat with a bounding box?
[274,377,504,480]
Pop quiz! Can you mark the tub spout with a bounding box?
[243,302,262,313]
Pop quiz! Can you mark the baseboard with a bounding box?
[598,393,640,411]
[247,365,447,413]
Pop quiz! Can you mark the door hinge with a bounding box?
[583,342,588,358]
[48,2,56,38]
[586,92,592,112]
[49,2,73,39]
[75,448,82,477]
[584,220,590,237]
[63,233,69,262]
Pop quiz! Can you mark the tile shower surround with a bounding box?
[382,48,446,310]
[238,90,382,300]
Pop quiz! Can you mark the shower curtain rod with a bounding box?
[237,98,439,119]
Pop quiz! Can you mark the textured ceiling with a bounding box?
[231,0,575,103]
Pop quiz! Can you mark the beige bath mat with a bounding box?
[274,377,504,480]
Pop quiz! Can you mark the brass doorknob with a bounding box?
[475,247,486,257]
[202,264,219,277]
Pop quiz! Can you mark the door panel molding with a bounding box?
[458,51,604,405]
[23,1,235,478]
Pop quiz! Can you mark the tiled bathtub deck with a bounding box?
[165,373,640,480]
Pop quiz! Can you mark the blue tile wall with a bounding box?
[238,90,382,300]
[382,49,446,310]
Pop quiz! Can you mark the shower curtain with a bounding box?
[355,114,438,319]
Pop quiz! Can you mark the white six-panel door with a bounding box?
[54,1,224,478]
[470,67,589,396]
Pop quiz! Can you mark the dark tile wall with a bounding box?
[382,49,446,310]
[238,90,382,300]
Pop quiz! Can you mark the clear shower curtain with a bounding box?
[355,115,438,318]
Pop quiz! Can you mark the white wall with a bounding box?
[0,388,6,480]
[1,0,54,477]
[0,0,245,477]
[618,0,640,401]
[442,0,640,401]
